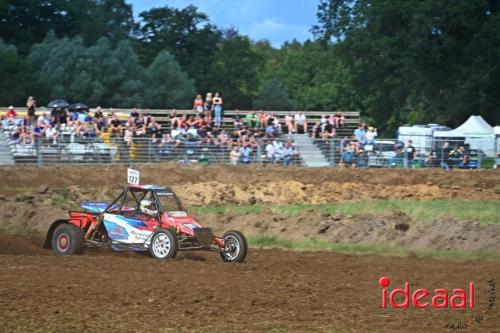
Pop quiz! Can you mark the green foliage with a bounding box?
[253,78,296,110]
[0,40,25,105]
[192,199,500,225]
[313,0,500,133]
[144,50,195,109]
[0,0,135,54]
[25,34,192,108]
[136,5,222,94]
[209,34,263,109]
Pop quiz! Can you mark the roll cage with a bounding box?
[102,186,184,220]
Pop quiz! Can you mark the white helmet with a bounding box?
[140,199,157,216]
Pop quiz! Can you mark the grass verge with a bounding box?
[191,199,500,225]
[248,235,500,260]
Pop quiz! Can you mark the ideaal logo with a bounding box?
[379,276,475,309]
[378,277,496,330]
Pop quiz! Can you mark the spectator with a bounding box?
[233,115,244,132]
[52,107,65,124]
[130,108,139,119]
[257,110,267,129]
[439,141,451,170]
[322,121,336,140]
[7,106,17,118]
[45,124,60,144]
[186,125,198,140]
[294,113,307,133]
[26,97,36,125]
[341,145,356,167]
[312,122,322,141]
[285,113,295,133]
[124,126,134,147]
[245,111,259,129]
[273,140,284,161]
[229,146,241,165]
[109,114,122,137]
[268,113,281,134]
[321,115,328,129]
[193,94,204,116]
[93,106,102,118]
[265,123,277,138]
[424,150,438,167]
[333,112,345,128]
[365,127,377,145]
[169,109,179,128]
[204,93,213,124]
[405,140,416,168]
[239,143,252,163]
[212,92,223,127]
[37,113,50,128]
[282,141,296,166]
[265,140,275,162]
[354,124,366,145]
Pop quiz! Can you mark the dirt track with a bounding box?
[0,165,499,332]
[0,249,499,333]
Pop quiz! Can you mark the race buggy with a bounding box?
[43,184,247,262]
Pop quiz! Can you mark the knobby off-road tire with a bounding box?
[220,230,247,263]
[149,229,178,260]
[51,223,85,256]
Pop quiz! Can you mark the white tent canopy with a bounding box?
[494,126,500,135]
[433,115,493,138]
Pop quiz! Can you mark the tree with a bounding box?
[312,0,500,133]
[0,0,135,54]
[26,34,144,107]
[136,5,222,93]
[209,35,263,109]
[253,78,296,111]
[0,40,24,105]
[144,50,195,109]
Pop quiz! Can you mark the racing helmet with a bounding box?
[140,199,157,216]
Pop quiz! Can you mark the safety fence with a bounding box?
[5,135,303,167]
[314,137,499,169]
[3,131,499,168]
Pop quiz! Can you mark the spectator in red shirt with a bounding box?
[257,110,267,129]
[7,106,16,118]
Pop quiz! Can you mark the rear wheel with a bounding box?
[51,223,85,256]
[220,230,247,263]
[149,229,177,260]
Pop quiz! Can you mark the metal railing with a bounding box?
[313,137,498,169]
[2,127,498,168]
[5,134,303,167]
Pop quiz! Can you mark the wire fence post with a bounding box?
[256,144,262,164]
[330,139,336,167]
[183,143,188,163]
[148,139,152,163]
[36,138,42,167]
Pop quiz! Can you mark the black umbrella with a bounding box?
[47,99,69,108]
[68,103,89,111]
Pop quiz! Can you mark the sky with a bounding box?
[127,0,319,47]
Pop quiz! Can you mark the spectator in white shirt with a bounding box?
[294,113,307,133]
[366,127,377,144]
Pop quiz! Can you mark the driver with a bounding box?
[140,199,158,217]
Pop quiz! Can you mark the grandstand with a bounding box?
[0,107,361,166]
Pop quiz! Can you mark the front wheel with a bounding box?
[220,230,247,263]
[51,223,85,256]
[149,229,177,260]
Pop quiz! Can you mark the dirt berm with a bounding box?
[0,165,498,255]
